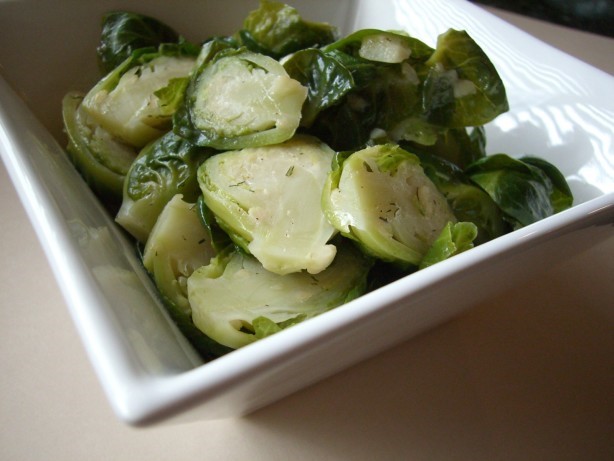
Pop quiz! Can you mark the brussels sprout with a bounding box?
[143,194,214,312]
[187,241,372,349]
[308,28,507,151]
[142,194,231,359]
[115,131,213,243]
[62,92,137,209]
[465,153,571,228]
[305,53,423,150]
[419,221,478,269]
[238,0,338,59]
[174,48,307,150]
[323,144,456,267]
[82,49,197,148]
[198,135,337,275]
[302,29,434,151]
[96,11,181,74]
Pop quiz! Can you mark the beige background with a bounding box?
[1,6,613,461]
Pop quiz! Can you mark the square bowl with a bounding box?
[1,0,612,425]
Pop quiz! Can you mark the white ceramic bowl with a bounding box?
[1,0,612,425]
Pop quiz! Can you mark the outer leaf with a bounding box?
[239,0,338,59]
[415,150,508,243]
[401,126,486,169]
[419,221,478,269]
[305,29,435,151]
[116,131,213,242]
[522,156,573,213]
[307,50,422,151]
[97,11,180,74]
[466,153,556,228]
[252,315,307,339]
[283,48,353,127]
[153,77,190,116]
[323,28,434,63]
[196,195,233,253]
[423,29,508,127]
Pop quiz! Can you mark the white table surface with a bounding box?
[1,6,613,461]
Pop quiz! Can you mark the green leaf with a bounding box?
[423,29,509,127]
[196,195,233,253]
[116,131,213,242]
[97,11,180,74]
[521,156,573,213]
[466,154,557,228]
[419,221,478,269]
[305,29,435,151]
[323,28,434,64]
[154,77,190,116]
[415,150,508,243]
[283,48,354,127]
[239,0,338,59]
[253,315,307,339]
[401,126,487,169]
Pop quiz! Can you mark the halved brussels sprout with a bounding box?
[62,92,137,208]
[82,53,196,147]
[174,49,307,150]
[323,144,456,267]
[143,194,215,312]
[198,135,337,275]
[142,194,230,359]
[115,131,212,243]
[188,241,372,349]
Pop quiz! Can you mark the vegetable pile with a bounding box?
[61,1,573,359]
